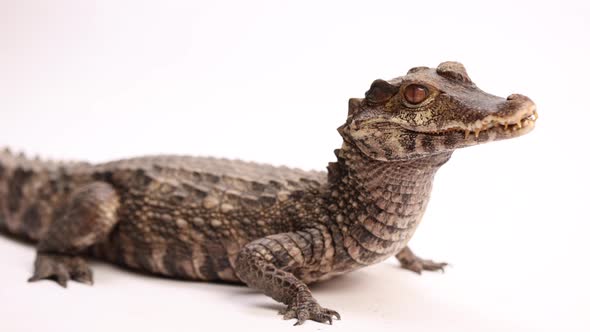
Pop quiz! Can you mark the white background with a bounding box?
[0,0,589,331]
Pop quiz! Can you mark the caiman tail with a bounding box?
[0,148,90,243]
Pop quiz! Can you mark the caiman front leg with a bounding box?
[395,246,447,274]
[235,228,340,326]
[29,182,119,287]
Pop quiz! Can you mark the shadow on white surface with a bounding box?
[0,217,587,332]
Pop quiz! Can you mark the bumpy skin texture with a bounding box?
[0,62,536,325]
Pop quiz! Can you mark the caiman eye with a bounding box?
[404,84,429,104]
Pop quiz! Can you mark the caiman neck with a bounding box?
[325,141,453,266]
[328,142,453,195]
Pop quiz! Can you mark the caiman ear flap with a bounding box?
[364,79,399,105]
[436,61,473,84]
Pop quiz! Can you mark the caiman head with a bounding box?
[338,61,537,161]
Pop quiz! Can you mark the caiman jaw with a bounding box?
[461,109,538,139]
[415,95,538,140]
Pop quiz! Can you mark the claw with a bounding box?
[56,275,69,288]
[325,309,341,320]
[72,268,94,285]
[281,302,341,326]
[74,273,94,285]
[396,247,448,275]
[27,276,41,283]
[28,254,93,287]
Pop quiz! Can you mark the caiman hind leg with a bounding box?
[29,182,119,287]
[395,246,447,274]
[235,228,340,326]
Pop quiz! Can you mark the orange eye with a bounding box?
[404,84,429,104]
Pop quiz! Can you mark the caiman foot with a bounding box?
[28,253,93,287]
[395,246,448,275]
[279,297,341,326]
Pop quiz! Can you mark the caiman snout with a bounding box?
[501,93,537,119]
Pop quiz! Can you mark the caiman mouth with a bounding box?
[424,109,538,139]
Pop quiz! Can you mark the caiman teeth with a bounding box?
[474,128,481,138]
[457,111,537,138]
[416,110,537,138]
[471,113,535,136]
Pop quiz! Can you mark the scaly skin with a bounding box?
[0,62,536,325]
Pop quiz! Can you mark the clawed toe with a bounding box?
[28,254,93,287]
[396,247,449,275]
[280,302,341,326]
[421,260,448,272]
[324,308,341,320]
[403,259,448,274]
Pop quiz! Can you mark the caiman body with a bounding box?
[0,62,536,325]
